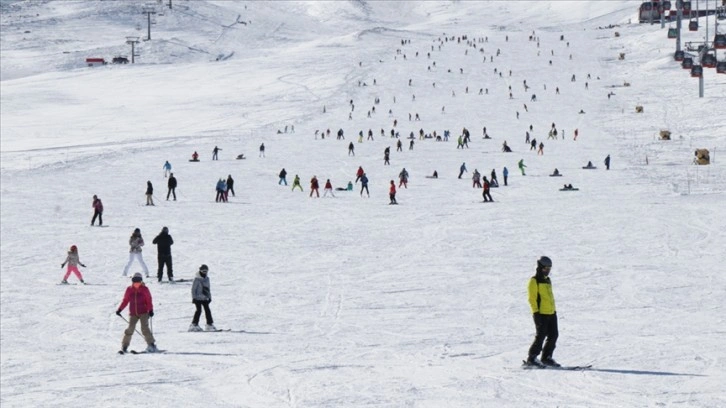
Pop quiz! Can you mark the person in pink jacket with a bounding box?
[60,245,86,284]
[115,273,157,353]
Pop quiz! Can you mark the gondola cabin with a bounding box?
[640,2,664,22]
[716,61,726,73]
[690,64,703,77]
[668,27,678,38]
[681,0,692,14]
[682,57,694,68]
[674,50,685,61]
[689,20,699,31]
[702,53,717,68]
[714,34,726,49]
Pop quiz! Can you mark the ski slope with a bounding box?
[1,1,725,407]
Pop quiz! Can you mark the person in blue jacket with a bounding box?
[360,173,370,197]
[503,167,509,186]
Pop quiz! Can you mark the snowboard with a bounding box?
[559,188,579,191]
[549,174,563,177]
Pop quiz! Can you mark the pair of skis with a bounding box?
[522,360,592,370]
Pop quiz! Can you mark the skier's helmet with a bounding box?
[132,272,143,282]
[537,256,553,268]
[199,264,209,273]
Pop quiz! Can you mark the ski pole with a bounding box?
[117,314,144,337]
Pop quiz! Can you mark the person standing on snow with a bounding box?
[91,195,103,226]
[163,161,172,178]
[278,168,288,185]
[604,154,611,170]
[123,228,149,277]
[472,169,482,188]
[503,167,509,186]
[482,177,494,202]
[323,179,335,197]
[258,143,265,158]
[145,181,154,206]
[212,146,221,160]
[348,142,355,156]
[310,175,320,198]
[458,162,467,179]
[291,175,303,192]
[398,168,409,188]
[360,173,370,197]
[116,273,157,353]
[189,264,215,332]
[167,173,177,201]
[355,166,365,184]
[60,245,86,284]
[389,180,398,204]
[518,159,527,176]
[152,226,174,283]
[226,175,235,197]
[525,256,560,367]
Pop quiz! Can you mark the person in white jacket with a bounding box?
[189,264,216,332]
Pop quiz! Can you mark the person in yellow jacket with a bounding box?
[525,256,560,367]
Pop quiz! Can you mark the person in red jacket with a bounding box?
[116,273,158,353]
[389,180,398,205]
[323,179,335,197]
[355,166,365,183]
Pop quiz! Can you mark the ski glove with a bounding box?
[149,310,154,317]
[80,263,87,268]
[115,310,122,316]
[60,264,65,269]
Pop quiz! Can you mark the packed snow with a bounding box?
[1,1,725,407]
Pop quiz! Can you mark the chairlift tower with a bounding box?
[142,6,157,41]
[126,36,140,63]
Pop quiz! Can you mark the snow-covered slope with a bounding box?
[1,1,725,407]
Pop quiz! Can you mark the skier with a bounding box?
[212,146,221,160]
[538,142,544,155]
[604,154,611,170]
[409,139,414,150]
[396,139,403,152]
[60,245,86,284]
[226,175,235,197]
[472,169,482,188]
[323,179,335,197]
[123,228,149,277]
[348,142,355,156]
[360,173,370,197]
[116,273,157,353]
[384,149,390,165]
[167,173,177,201]
[152,226,174,283]
[490,169,499,187]
[291,175,303,192]
[518,159,527,176]
[458,162,467,179]
[145,181,154,206]
[91,195,103,226]
[398,168,409,188]
[162,161,172,178]
[278,168,288,185]
[258,143,265,158]
[482,177,493,202]
[389,180,398,205]
[355,166,365,184]
[525,256,560,367]
[503,167,509,186]
[189,264,215,332]
[309,176,320,198]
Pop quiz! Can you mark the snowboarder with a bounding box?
[389,180,398,205]
[145,181,154,206]
[167,173,177,201]
[152,226,174,283]
[163,161,172,178]
[604,154,611,170]
[292,175,303,192]
[116,273,157,353]
[518,159,526,176]
[123,228,150,277]
[490,169,499,187]
[279,168,288,185]
[189,264,215,332]
[212,146,221,160]
[91,195,103,226]
[458,162,467,179]
[525,256,560,367]
[226,175,235,197]
[310,176,320,198]
[60,245,86,284]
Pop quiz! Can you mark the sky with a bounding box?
[1,1,725,407]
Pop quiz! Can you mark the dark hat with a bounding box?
[134,228,141,234]
[199,264,209,273]
[132,273,143,282]
[162,226,169,233]
[537,256,552,268]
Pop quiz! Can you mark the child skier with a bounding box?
[60,245,86,284]
[116,273,157,353]
[189,264,216,332]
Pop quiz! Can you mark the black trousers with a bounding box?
[91,210,102,226]
[528,313,558,360]
[192,300,213,325]
[167,188,176,200]
[157,255,173,281]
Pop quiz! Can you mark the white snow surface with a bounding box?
[2,1,726,407]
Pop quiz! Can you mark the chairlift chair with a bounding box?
[688,20,698,31]
[674,50,685,61]
[681,57,694,68]
[702,53,717,68]
[690,64,703,77]
[668,27,678,38]
[716,61,726,74]
[714,34,726,49]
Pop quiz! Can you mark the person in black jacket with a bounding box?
[145,181,154,206]
[226,175,235,197]
[152,226,174,282]
[167,173,177,201]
